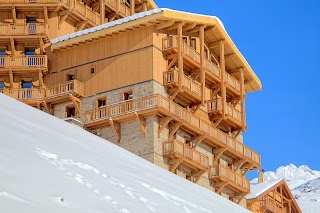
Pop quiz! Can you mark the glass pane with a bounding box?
[22,82,32,89]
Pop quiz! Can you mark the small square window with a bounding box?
[90,67,95,74]
[123,91,133,101]
[66,106,76,118]
[97,97,107,108]
[67,74,76,81]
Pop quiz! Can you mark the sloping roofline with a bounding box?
[51,8,262,92]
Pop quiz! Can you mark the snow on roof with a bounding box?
[0,93,252,213]
[51,8,225,45]
[247,179,284,199]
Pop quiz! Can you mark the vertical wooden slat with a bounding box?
[177,22,183,92]
[220,41,226,118]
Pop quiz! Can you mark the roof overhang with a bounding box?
[51,8,262,92]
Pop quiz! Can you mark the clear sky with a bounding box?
[155,0,320,177]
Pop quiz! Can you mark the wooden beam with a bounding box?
[188,25,205,34]
[237,192,248,204]
[116,0,120,14]
[59,10,70,28]
[130,0,135,15]
[216,181,228,194]
[243,163,254,176]
[205,26,216,32]
[38,69,44,89]
[134,112,146,136]
[213,147,227,165]
[76,20,88,31]
[200,25,205,105]
[167,56,177,70]
[208,40,224,49]
[193,170,206,184]
[168,122,182,139]
[211,86,221,98]
[234,158,246,171]
[42,101,53,114]
[182,23,196,31]
[166,22,183,31]
[10,37,15,56]
[109,118,121,142]
[244,79,254,85]
[220,41,226,118]
[100,0,105,24]
[177,22,184,92]
[43,6,48,23]
[9,69,13,88]
[69,94,81,117]
[158,116,172,137]
[169,158,183,173]
[54,4,63,12]
[240,68,246,131]
[11,7,16,23]
[169,88,179,101]
[229,67,243,75]
[192,134,206,148]
[156,20,175,30]
[233,130,242,140]
[213,116,223,128]
[225,53,236,61]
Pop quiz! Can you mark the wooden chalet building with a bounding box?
[247,179,302,213]
[0,1,266,209]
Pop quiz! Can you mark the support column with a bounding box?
[220,41,226,118]
[177,22,184,92]
[240,68,246,131]
[199,25,205,105]
[130,0,135,16]
[100,0,105,24]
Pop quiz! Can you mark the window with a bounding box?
[123,90,133,101]
[190,38,197,50]
[66,106,76,118]
[26,17,37,34]
[0,49,5,67]
[21,80,32,89]
[96,96,107,108]
[182,36,189,44]
[25,47,36,66]
[90,67,95,74]
[67,74,76,81]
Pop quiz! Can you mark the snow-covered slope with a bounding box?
[252,164,320,213]
[0,93,251,213]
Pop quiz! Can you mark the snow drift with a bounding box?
[0,93,251,213]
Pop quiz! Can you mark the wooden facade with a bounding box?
[247,179,302,213]
[1,3,267,209]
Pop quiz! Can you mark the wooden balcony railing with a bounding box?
[0,55,47,69]
[162,35,178,51]
[0,0,61,3]
[163,69,201,97]
[2,88,44,101]
[204,58,220,78]
[85,94,261,166]
[261,195,284,213]
[163,139,209,169]
[207,97,242,123]
[0,23,48,36]
[225,72,241,92]
[120,2,131,16]
[45,80,84,99]
[74,1,101,26]
[183,42,200,64]
[210,164,250,191]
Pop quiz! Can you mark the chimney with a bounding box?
[258,169,265,183]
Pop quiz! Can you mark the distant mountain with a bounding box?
[252,164,320,213]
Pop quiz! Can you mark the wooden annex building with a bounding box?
[0,0,292,211]
[247,179,302,213]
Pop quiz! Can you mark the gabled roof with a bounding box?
[51,8,262,92]
[247,179,302,213]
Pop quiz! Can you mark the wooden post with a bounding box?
[199,25,205,105]
[177,22,184,92]
[116,0,120,14]
[220,41,226,118]
[100,0,105,24]
[130,0,135,16]
[240,68,246,131]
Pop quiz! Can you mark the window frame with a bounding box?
[96,96,108,109]
[122,89,134,101]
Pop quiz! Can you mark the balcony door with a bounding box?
[25,47,36,67]
[26,17,37,35]
[21,80,33,99]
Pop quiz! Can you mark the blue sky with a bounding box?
[155,0,320,177]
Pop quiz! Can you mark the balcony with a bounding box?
[0,23,48,37]
[225,72,241,95]
[163,36,201,68]
[45,80,84,104]
[163,68,202,105]
[207,97,243,129]
[1,88,44,106]
[260,194,285,213]
[163,139,209,171]
[0,0,60,4]
[105,0,131,17]
[204,58,220,83]
[209,164,250,193]
[74,1,101,26]
[84,94,261,168]
[0,55,47,72]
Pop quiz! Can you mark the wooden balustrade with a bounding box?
[2,88,44,100]
[74,1,101,26]
[0,55,47,69]
[85,94,261,166]
[207,97,242,123]
[0,23,48,36]
[204,58,220,78]
[261,195,284,213]
[182,43,200,64]
[120,2,131,16]
[210,164,250,191]
[163,69,201,97]
[0,0,61,3]
[162,35,178,50]
[163,139,209,168]
[105,0,116,8]
[225,72,241,92]
[45,80,84,98]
